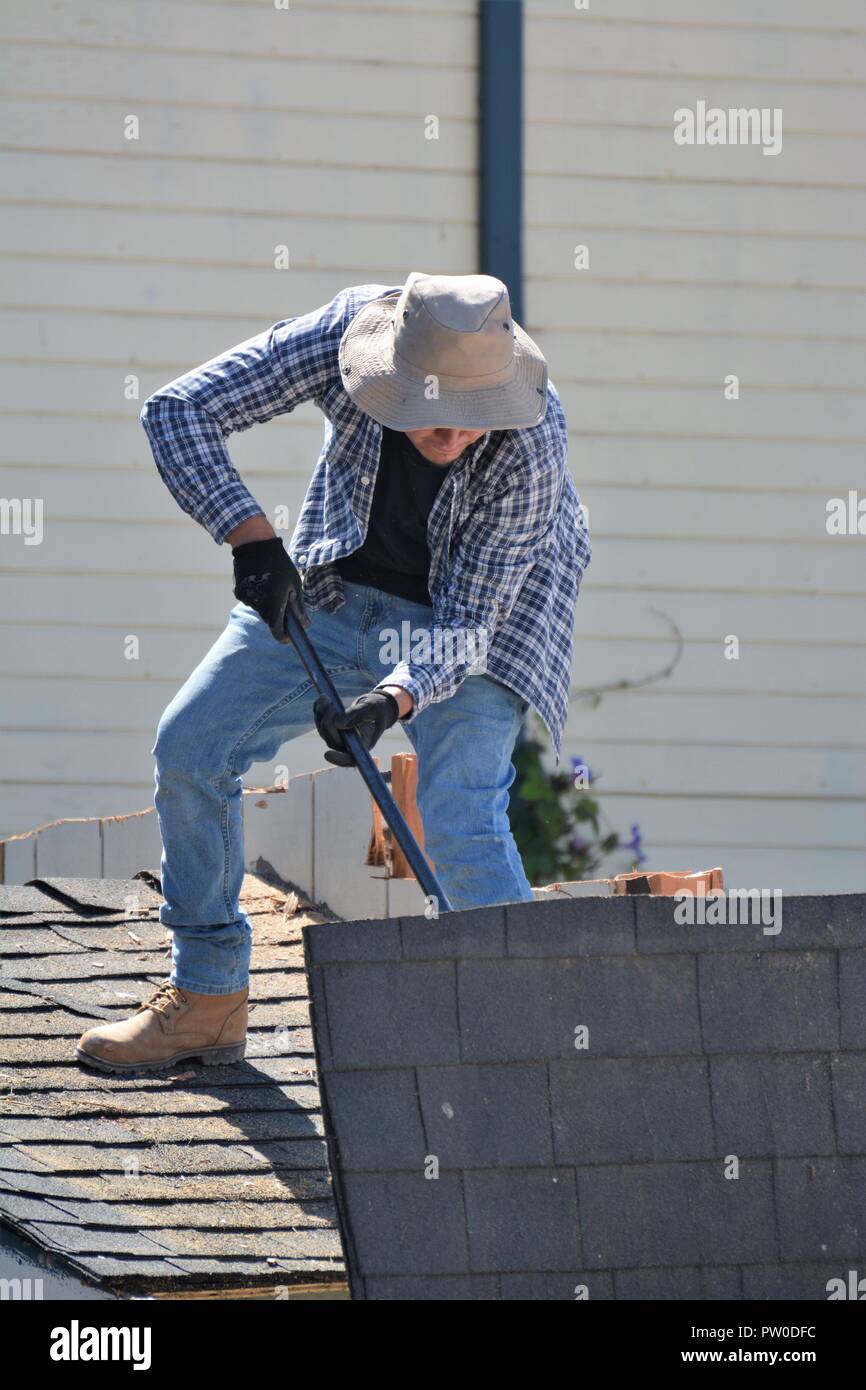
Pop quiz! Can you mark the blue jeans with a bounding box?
[152,582,533,994]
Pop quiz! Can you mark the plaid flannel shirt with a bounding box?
[141,283,591,757]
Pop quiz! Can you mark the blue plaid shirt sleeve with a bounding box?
[140,288,354,543]
[374,440,568,718]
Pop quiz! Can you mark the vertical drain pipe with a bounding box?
[478,0,524,321]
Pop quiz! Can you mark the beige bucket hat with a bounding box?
[338,271,549,430]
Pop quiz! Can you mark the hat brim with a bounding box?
[338,293,549,431]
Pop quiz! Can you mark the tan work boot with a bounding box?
[75,981,248,1074]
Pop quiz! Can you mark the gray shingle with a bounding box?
[550,1057,715,1164]
[464,1168,580,1272]
[321,1069,426,1170]
[500,1270,615,1300]
[342,1172,467,1275]
[698,952,839,1053]
[304,918,401,965]
[417,1063,553,1167]
[506,896,635,957]
[775,1158,866,1262]
[577,1161,777,1267]
[711,1054,835,1157]
[840,950,866,1049]
[614,1265,742,1300]
[401,905,505,961]
[320,961,459,1069]
[364,1274,499,1300]
[831,1054,866,1154]
[457,956,702,1062]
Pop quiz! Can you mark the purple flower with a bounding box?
[625,823,647,866]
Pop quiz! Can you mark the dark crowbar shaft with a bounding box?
[283,607,453,914]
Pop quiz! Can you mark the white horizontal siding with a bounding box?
[0,0,477,837]
[526,1,866,891]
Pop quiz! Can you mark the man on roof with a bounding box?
[75,271,591,1073]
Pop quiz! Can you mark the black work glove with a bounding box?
[313,691,400,767]
[232,537,310,642]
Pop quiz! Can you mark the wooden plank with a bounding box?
[588,791,865,851]
[528,0,865,25]
[0,205,473,277]
[567,689,866,749]
[526,124,864,189]
[525,173,866,240]
[389,752,427,880]
[526,236,866,300]
[1,99,476,173]
[527,280,866,345]
[0,1,477,65]
[524,16,865,83]
[527,70,866,134]
[0,150,475,224]
[566,438,866,497]
[0,44,476,119]
[560,740,866,799]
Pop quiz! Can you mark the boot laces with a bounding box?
[140,981,186,1015]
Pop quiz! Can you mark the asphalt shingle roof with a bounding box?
[0,875,347,1297]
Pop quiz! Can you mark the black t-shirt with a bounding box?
[335,426,455,605]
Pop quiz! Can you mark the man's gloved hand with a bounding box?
[232,537,310,642]
[313,691,400,767]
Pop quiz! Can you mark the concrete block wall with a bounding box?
[0,767,431,920]
[303,893,866,1300]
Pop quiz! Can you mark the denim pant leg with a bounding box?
[152,596,372,995]
[368,593,534,910]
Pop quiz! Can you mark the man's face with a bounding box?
[404,427,487,466]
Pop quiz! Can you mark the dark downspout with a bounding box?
[478,0,524,322]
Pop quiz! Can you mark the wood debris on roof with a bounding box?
[0,873,348,1297]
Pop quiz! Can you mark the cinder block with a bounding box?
[322,961,460,1068]
[417,1063,553,1167]
[549,1058,714,1164]
[401,905,505,961]
[457,955,702,1063]
[506,895,636,957]
[500,1271,615,1300]
[698,952,839,1054]
[840,950,866,1049]
[305,918,401,964]
[243,775,313,897]
[831,1055,866,1154]
[742,1262,860,1301]
[312,768,387,921]
[711,1055,835,1157]
[342,1171,468,1276]
[386,876,428,920]
[577,1161,777,1268]
[775,1158,866,1262]
[614,1266,741,1300]
[0,834,36,884]
[464,1168,580,1272]
[100,809,162,879]
[365,1274,499,1300]
[321,1070,426,1170]
[35,819,102,879]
